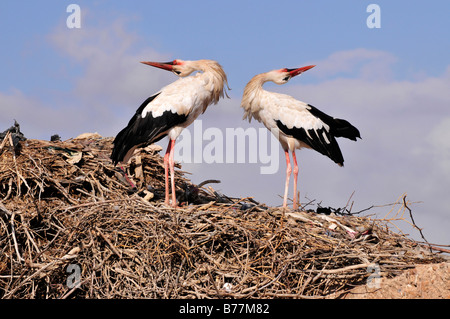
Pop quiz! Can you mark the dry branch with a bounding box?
[0,134,446,299]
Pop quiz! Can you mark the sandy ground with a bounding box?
[343,262,450,299]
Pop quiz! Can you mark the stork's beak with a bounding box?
[287,65,316,77]
[140,61,174,71]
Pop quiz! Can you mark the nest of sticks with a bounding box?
[0,129,446,299]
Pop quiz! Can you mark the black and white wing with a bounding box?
[111,92,188,164]
[267,94,360,166]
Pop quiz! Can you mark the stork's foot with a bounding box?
[115,166,137,191]
[164,198,178,208]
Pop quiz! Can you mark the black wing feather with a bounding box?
[306,104,361,141]
[111,93,188,164]
[275,104,360,166]
[276,120,345,166]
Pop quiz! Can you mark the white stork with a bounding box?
[111,59,229,207]
[241,65,360,209]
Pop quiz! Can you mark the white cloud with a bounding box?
[306,48,398,81]
[52,21,178,138]
[0,89,76,139]
[49,21,173,108]
[426,117,450,176]
[1,20,178,140]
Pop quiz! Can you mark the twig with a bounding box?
[402,195,431,252]
[10,212,24,263]
[95,226,122,258]
[258,263,289,291]
[206,266,221,297]
[0,202,13,216]
[290,263,374,275]
[168,256,186,298]
[3,248,79,299]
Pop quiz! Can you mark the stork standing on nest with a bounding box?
[241,65,360,209]
[111,59,229,207]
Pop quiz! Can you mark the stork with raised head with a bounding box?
[241,65,360,209]
[111,59,229,207]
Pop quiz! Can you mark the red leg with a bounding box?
[164,141,171,205]
[119,166,136,189]
[168,139,177,207]
[292,150,299,210]
[283,150,291,208]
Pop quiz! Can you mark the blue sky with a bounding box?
[2,1,448,93]
[1,1,449,245]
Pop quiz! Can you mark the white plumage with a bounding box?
[112,59,229,207]
[241,65,361,209]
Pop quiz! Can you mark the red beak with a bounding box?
[140,61,175,71]
[287,65,316,77]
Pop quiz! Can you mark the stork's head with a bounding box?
[267,65,316,85]
[141,59,198,77]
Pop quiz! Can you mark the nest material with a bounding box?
[0,132,446,299]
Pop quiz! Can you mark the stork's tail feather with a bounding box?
[306,104,361,141]
[111,127,137,165]
[331,118,361,141]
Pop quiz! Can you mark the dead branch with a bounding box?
[0,135,446,299]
